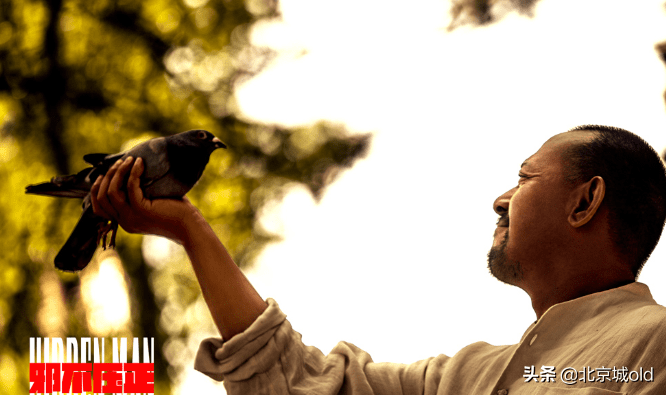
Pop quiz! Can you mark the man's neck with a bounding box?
[527,276,635,320]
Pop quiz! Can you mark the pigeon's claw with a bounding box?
[97,221,119,250]
[108,221,118,248]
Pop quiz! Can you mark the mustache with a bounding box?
[496,213,509,227]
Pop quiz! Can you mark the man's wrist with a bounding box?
[175,208,211,248]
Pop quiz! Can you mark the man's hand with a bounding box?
[90,156,202,245]
[90,155,267,340]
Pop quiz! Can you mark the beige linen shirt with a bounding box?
[195,282,666,394]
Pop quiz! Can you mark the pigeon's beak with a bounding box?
[212,137,227,149]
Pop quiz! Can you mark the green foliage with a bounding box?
[0,0,369,392]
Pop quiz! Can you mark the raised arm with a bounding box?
[90,156,267,340]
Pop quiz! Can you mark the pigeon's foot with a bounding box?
[97,221,119,249]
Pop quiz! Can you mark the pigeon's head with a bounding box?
[176,129,227,152]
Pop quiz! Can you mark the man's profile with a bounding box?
[91,125,666,394]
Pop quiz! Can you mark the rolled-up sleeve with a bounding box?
[194,298,441,395]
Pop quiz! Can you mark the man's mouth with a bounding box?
[493,226,507,237]
[493,221,509,247]
[493,215,509,244]
[496,215,509,228]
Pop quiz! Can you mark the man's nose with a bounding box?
[493,187,516,215]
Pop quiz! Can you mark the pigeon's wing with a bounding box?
[124,137,173,190]
[83,153,115,166]
[85,152,125,182]
[25,167,93,199]
[138,134,207,198]
[54,205,106,271]
[128,137,170,179]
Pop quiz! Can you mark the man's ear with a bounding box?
[568,176,606,228]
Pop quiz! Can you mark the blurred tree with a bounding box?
[0,0,369,392]
[446,0,541,31]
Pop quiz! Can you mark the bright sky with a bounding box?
[179,0,666,392]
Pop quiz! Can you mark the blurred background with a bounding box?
[2,0,666,393]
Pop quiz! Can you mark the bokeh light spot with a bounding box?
[166,47,195,75]
[0,22,14,47]
[156,8,181,34]
[183,0,210,8]
[36,270,67,338]
[194,7,218,30]
[0,136,18,163]
[80,252,131,335]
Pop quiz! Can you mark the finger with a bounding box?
[90,176,111,220]
[127,157,145,207]
[96,159,123,219]
[108,157,134,208]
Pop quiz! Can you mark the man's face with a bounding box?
[488,132,592,286]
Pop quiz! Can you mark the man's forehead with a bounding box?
[520,131,594,169]
[549,130,596,144]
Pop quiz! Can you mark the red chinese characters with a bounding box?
[29,362,154,394]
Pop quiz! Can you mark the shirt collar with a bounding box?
[519,282,656,342]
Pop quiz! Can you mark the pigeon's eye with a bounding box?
[197,131,207,139]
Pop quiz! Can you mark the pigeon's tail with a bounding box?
[55,206,105,272]
[26,168,94,199]
[25,181,89,199]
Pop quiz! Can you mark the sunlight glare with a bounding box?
[36,270,67,338]
[80,251,131,335]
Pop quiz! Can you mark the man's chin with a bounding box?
[487,235,523,285]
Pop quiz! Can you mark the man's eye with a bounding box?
[517,173,532,185]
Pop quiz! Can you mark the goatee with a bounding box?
[488,230,523,285]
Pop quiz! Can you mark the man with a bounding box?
[91,125,666,394]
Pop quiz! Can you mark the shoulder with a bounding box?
[599,296,666,350]
[621,283,666,328]
[628,302,666,333]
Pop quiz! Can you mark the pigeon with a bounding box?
[26,129,226,272]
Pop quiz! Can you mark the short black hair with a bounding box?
[564,125,666,277]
